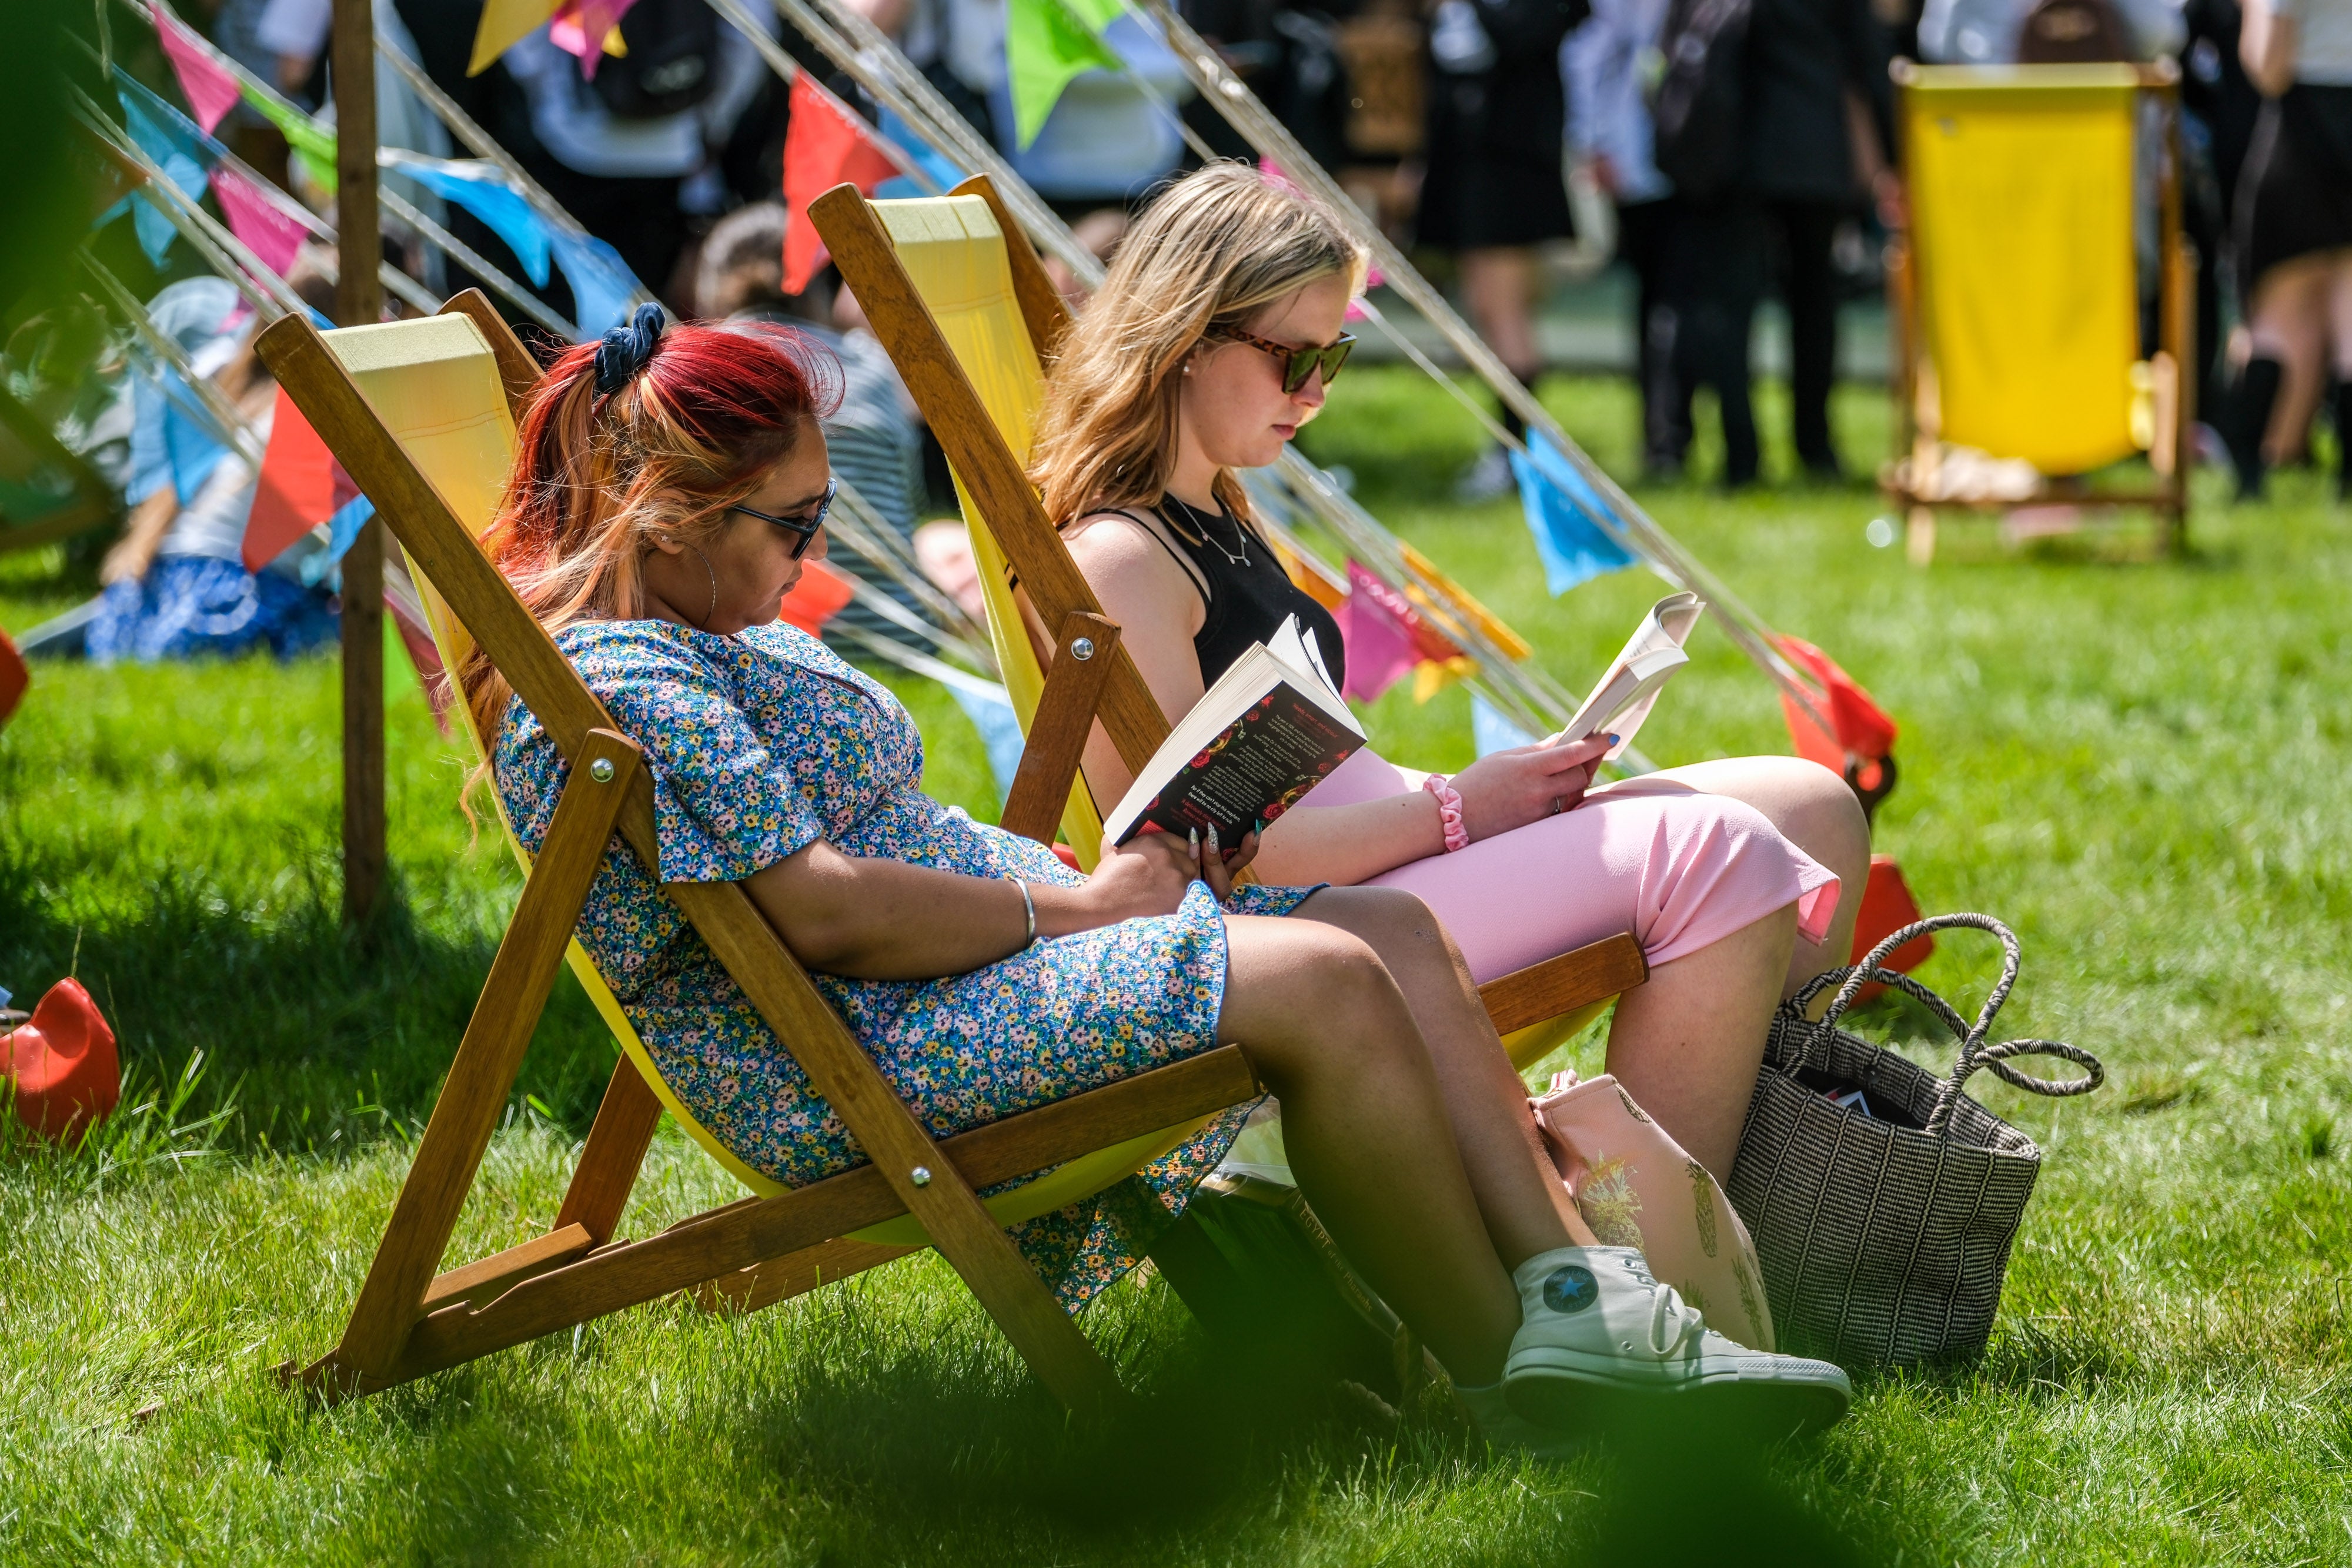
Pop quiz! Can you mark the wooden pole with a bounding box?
[331,0,386,927]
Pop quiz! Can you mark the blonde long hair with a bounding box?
[1030,163,1362,528]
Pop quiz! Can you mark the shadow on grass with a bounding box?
[0,847,620,1154]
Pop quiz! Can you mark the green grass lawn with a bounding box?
[4,370,2347,1564]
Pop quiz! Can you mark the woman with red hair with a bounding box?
[461,307,1852,1444]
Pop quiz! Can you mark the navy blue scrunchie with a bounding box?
[593,303,667,395]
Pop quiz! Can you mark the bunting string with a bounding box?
[777,0,1588,741]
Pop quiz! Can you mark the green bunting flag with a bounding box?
[1005,0,1122,149]
[240,86,338,193]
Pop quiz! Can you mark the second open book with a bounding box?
[1098,592,1706,847]
[1102,618,1362,847]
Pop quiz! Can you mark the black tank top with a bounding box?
[1114,495,1348,693]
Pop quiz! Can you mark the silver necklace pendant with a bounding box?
[1174,497,1248,566]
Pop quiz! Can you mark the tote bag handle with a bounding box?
[1778,913,2105,1139]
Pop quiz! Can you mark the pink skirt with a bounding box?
[1300,748,1841,983]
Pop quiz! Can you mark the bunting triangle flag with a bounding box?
[776,558,856,636]
[781,76,900,294]
[210,166,308,276]
[548,227,644,334]
[151,2,244,135]
[470,0,563,74]
[550,0,636,75]
[239,86,337,192]
[1509,426,1637,596]
[1338,559,1419,704]
[1005,0,1122,149]
[385,154,553,286]
[243,385,345,571]
[116,78,219,266]
[874,108,964,199]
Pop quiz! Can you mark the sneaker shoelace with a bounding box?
[1623,1258,1709,1358]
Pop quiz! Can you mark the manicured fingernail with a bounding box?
[1606,734,1621,745]
[1188,828,1200,855]
[1208,824,1221,854]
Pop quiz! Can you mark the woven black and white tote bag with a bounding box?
[1725,914,2104,1369]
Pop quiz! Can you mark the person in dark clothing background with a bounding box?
[1736,0,1896,481]
[1419,0,1588,499]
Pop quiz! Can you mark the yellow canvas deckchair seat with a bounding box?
[1888,62,2193,559]
[817,180,1644,1075]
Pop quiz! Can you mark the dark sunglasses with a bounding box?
[1224,327,1357,394]
[729,476,837,560]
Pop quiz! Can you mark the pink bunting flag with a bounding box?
[1339,559,1419,704]
[211,167,309,278]
[550,0,640,76]
[151,2,245,135]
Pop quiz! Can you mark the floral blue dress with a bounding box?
[495,618,1317,1308]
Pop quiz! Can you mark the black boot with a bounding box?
[2226,357,2283,502]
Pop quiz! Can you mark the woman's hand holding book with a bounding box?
[1446,734,1616,845]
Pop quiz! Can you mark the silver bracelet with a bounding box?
[1011,877,1037,948]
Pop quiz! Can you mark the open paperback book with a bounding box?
[1551,591,1706,761]
[1102,617,1364,847]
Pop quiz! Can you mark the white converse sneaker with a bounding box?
[1503,1246,1852,1436]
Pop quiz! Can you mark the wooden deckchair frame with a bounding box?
[254,292,1279,1420]
[1883,60,2194,563]
[809,176,1648,1040]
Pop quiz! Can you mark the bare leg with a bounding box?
[1219,910,1573,1385]
[1604,902,1799,1181]
[1635,755,1869,994]
[2249,256,2333,465]
[1461,246,1543,383]
[1287,887,1594,1266]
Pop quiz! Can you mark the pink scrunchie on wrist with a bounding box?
[1422,771,1470,853]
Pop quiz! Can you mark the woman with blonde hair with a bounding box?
[456,306,1855,1450]
[1031,162,1873,1185]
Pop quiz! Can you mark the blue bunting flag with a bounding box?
[385,155,553,287]
[116,75,222,266]
[549,228,646,337]
[946,680,1028,807]
[874,109,965,200]
[1471,693,1541,758]
[1510,427,1638,596]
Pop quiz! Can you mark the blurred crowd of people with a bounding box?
[36,0,2348,672]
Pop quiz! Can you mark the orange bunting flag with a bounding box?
[781,76,901,295]
[1776,636,1897,777]
[242,387,359,571]
[777,558,856,636]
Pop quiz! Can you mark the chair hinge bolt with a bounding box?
[1070,638,1095,661]
[909,1165,931,1186]
[589,758,616,783]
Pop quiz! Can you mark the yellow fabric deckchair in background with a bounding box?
[1888,62,2192,560]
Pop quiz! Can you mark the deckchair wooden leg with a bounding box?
[299,729,646,1397]
[999,613,1120,845]
[553,1052,666,1245]
[1906,506,1937,567]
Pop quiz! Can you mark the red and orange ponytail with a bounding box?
[456,313,841,770]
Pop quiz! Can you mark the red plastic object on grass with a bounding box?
[3,978,121,1141]
[0,627,26,728]
[1849,854,1935,997]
